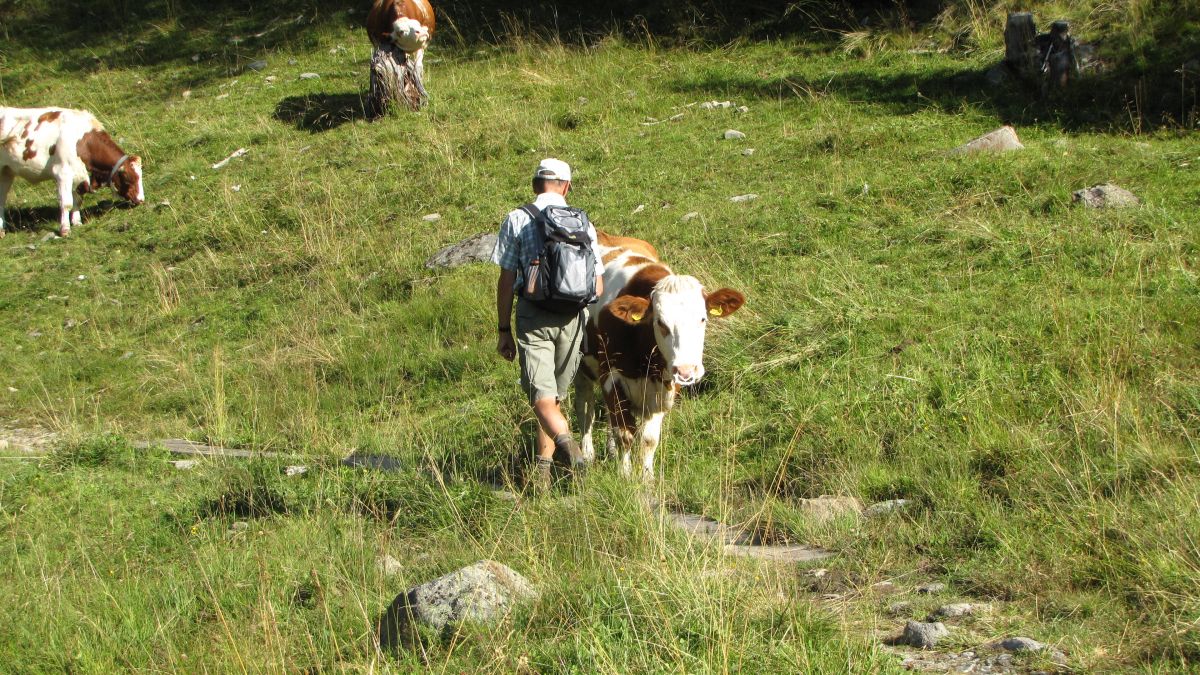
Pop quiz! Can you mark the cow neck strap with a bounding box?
[106,154,130,187]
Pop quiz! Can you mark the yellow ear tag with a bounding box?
[630,312,644,322]
[709,307,724,317]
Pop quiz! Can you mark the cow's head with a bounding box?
[112,155,144,206]
[388,17,430,53]
[607,275,745,386]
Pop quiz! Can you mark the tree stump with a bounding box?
[1004,12,1038,76]
[368,44,425,117]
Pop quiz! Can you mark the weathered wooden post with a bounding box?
[1004,12,1039,77]
[365,0,436,117]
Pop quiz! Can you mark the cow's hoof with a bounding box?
[58,228,70,238]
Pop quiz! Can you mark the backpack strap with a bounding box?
[519,203,541,221]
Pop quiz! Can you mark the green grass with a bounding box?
[1,0,1198,671]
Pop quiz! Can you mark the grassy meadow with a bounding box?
[0,0,1197,671]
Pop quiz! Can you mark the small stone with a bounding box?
[264,75,277,83]
[173,460,199,470]
[736,105,749,113]
[216,93,229,100]
[797,495,862,522]
[928,603,974,620]
[887,601,912,616]
[378,554,404,576]
[40,232,56,242]
[191,54,200,62]
[699,100,732,109]
[723,129,746,140]
[284,465,308,476]
[27,331,41,338]
[891,621,950,649]
[288,58,298,65]
[76,275,87,281]
[996,636,1045,652]
[1072,184,1141,208]
[917,582,946,595]
[230,521,250,531]
[120,351,134,360]
[230,184,241,192]
[681,211,700,222]
[742,148,755,156]
[807,568,828,578]
[865,499,910,517]
[245,59,268,72]
[729,193,759,203]
[26,245,36,251]
[157,199,171,208]
[577,96,588,104]
[421,213,442,222]
[871,581,900,595]
[298,72,320,80]
[951,125,1024,154]
[631,204,645,215]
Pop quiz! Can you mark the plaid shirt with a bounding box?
[491,192,604,290]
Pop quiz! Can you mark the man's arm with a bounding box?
[497,268,517,361]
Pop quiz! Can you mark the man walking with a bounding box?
[492,158,604,489]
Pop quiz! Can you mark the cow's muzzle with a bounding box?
[672,365,702,387]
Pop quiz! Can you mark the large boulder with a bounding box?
[377,560,537,649]
[425,232,497,269]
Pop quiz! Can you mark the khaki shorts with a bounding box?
[515,299,587,405]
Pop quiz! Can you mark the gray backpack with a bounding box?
[519,203,597,314]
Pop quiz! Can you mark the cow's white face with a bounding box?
[390,17,430,53]
[608,275,746,387]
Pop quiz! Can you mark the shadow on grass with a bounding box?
[673,54,1197,132]
[2,200,133,234]
[274,92,371,132]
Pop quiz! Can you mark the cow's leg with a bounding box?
[638,412,666,482]
[602,377,636,476]
[574,369,598,464]
[0,167,12,237]
[55,173,73,237]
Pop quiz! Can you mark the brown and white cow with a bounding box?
[366,0,436,85]
[575,231,745,480]
[0,106,144,237]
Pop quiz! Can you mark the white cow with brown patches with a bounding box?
[0,106,144,237]
[576,232,746,479]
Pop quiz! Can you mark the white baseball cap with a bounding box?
[533,158,571,182]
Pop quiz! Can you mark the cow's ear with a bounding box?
[705,288,745,318]
[607,295,651,325]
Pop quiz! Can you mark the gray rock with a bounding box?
[729,193,759,203]
[681,211,700,222]
[865,499,909,517]
[871,581,900,596]
[700,100,733,109]
[736,105,749,113]
[951,125,1024,154]
[890,620,949,649]
[741,148,756,156]
[797,495,862,522]
[230,521,249,531]
[245,59,268,72]
[917,582,946,595]
[928,603,974,620]
[298,72,320,80]
[421,212,443,222]
[1072,184,1140,208]
[724,543,833,562]
[284,465,308,476]
[172,459,199,470]
[424,232,498,269]
[887,601,912,616]
[378,554,404,576]
[996,636,1045,652]
[377,560,537,648]
[723,129,747,140]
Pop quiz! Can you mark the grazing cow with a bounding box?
[0,107,143,237]
[575,231,745,480]
[366,0,436,82]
